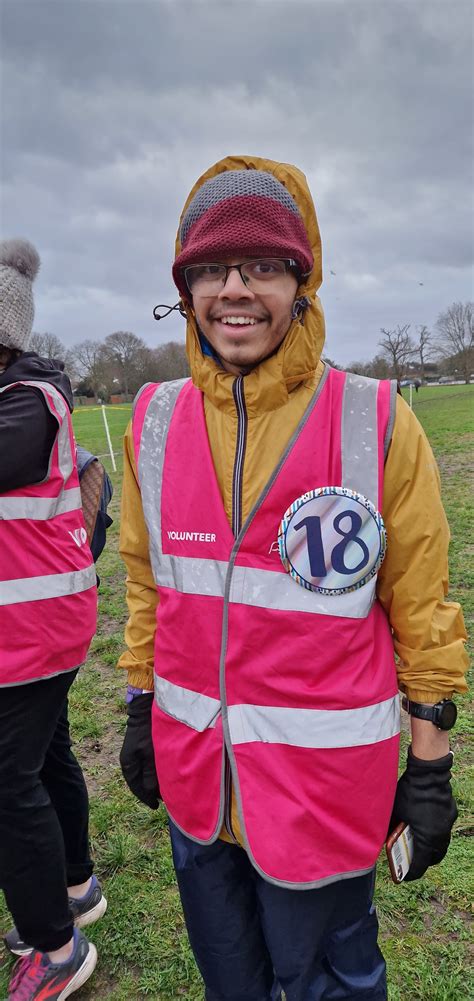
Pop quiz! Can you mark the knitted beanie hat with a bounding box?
[0,239,41,352]
[173,169,314,301]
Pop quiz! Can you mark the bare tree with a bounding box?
[346,360,366,377]
[30,332,66,359]
[104,331,147,396]
[367,354,391,380]
[378,325,414,381]
[71,339,109,397]
[435,301,473,383]
[347,355,390,380]
[30,331,78,379]
[414,325,433,383]
[151,341,189,382]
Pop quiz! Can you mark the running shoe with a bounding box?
[4,876,107,957]
[69,876,107,929]
[7,928,97,1000]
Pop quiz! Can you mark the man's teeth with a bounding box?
[220,316,258,325]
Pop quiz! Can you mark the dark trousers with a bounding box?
[0,670,93,953]
[170,822,387,1001]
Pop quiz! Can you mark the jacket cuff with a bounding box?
[402,689,454,703]
[126,668,154,691]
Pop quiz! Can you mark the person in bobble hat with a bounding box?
[118,157,468,1001]
[0,239,106,1000]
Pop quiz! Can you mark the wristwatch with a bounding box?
[401,696,457,731]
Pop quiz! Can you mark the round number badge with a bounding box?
[278,487,387,595]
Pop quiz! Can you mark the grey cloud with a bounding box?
[1,0,472,360]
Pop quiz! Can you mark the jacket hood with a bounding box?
[0,352,74,411]
[174,155,325,414]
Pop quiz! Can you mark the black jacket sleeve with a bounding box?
[0,386,58,493]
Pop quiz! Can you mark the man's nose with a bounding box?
[218,268,253,298]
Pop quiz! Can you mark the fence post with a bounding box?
[101,405,117,472]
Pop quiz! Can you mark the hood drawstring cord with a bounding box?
[291,296,312,325]
[153,301,187,321]
[155,298,311,325]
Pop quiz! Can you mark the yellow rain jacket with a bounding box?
[118,155,468,843]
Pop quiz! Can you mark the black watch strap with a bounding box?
[401,697,457,731]
[402,697,433,722]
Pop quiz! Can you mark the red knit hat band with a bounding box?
[173,171,314,300]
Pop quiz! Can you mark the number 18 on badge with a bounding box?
[278,486,387,595]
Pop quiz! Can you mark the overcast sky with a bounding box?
[1,0,473,364]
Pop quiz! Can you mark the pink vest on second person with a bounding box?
[133,366,400,889]
[0,380,97,686]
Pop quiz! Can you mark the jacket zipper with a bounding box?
[231,376,247,537]
[224,376,248,842]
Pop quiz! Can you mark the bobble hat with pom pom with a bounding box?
[0,238,41,352]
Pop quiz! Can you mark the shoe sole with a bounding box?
[4,896,107,957]
[74,894,108,928]
[4,942,33,958]
[57,942,98,1000]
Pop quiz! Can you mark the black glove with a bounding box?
[120,693,161,809]
[389,746,457,881]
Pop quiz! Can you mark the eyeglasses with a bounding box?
[183,259,299,295]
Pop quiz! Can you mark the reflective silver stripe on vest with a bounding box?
[148,554,374,618]
[137,379,190,589]
[228,695,400,748]
[0,565,97,606]
[229,564,375,617]
[341,373,379,504]
[0,380,74,486]
[155,674,221,731]
[32,381,75,485]
[137,374,380,618]
[0,487,82,521]
[155,555,227,596]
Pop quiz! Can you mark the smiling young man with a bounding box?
[188,257,299,374]
[118,156,468,1001]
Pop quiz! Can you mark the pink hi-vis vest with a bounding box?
[133,367,400,889]
[0,381,97,686]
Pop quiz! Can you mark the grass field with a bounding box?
[0,384,472,1000]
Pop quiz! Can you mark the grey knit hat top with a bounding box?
[0,239,41,352]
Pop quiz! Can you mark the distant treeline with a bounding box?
[30,300,472,399]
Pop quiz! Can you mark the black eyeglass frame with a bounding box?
[183,258,300,294]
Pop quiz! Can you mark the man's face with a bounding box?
[191,258,298,376]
